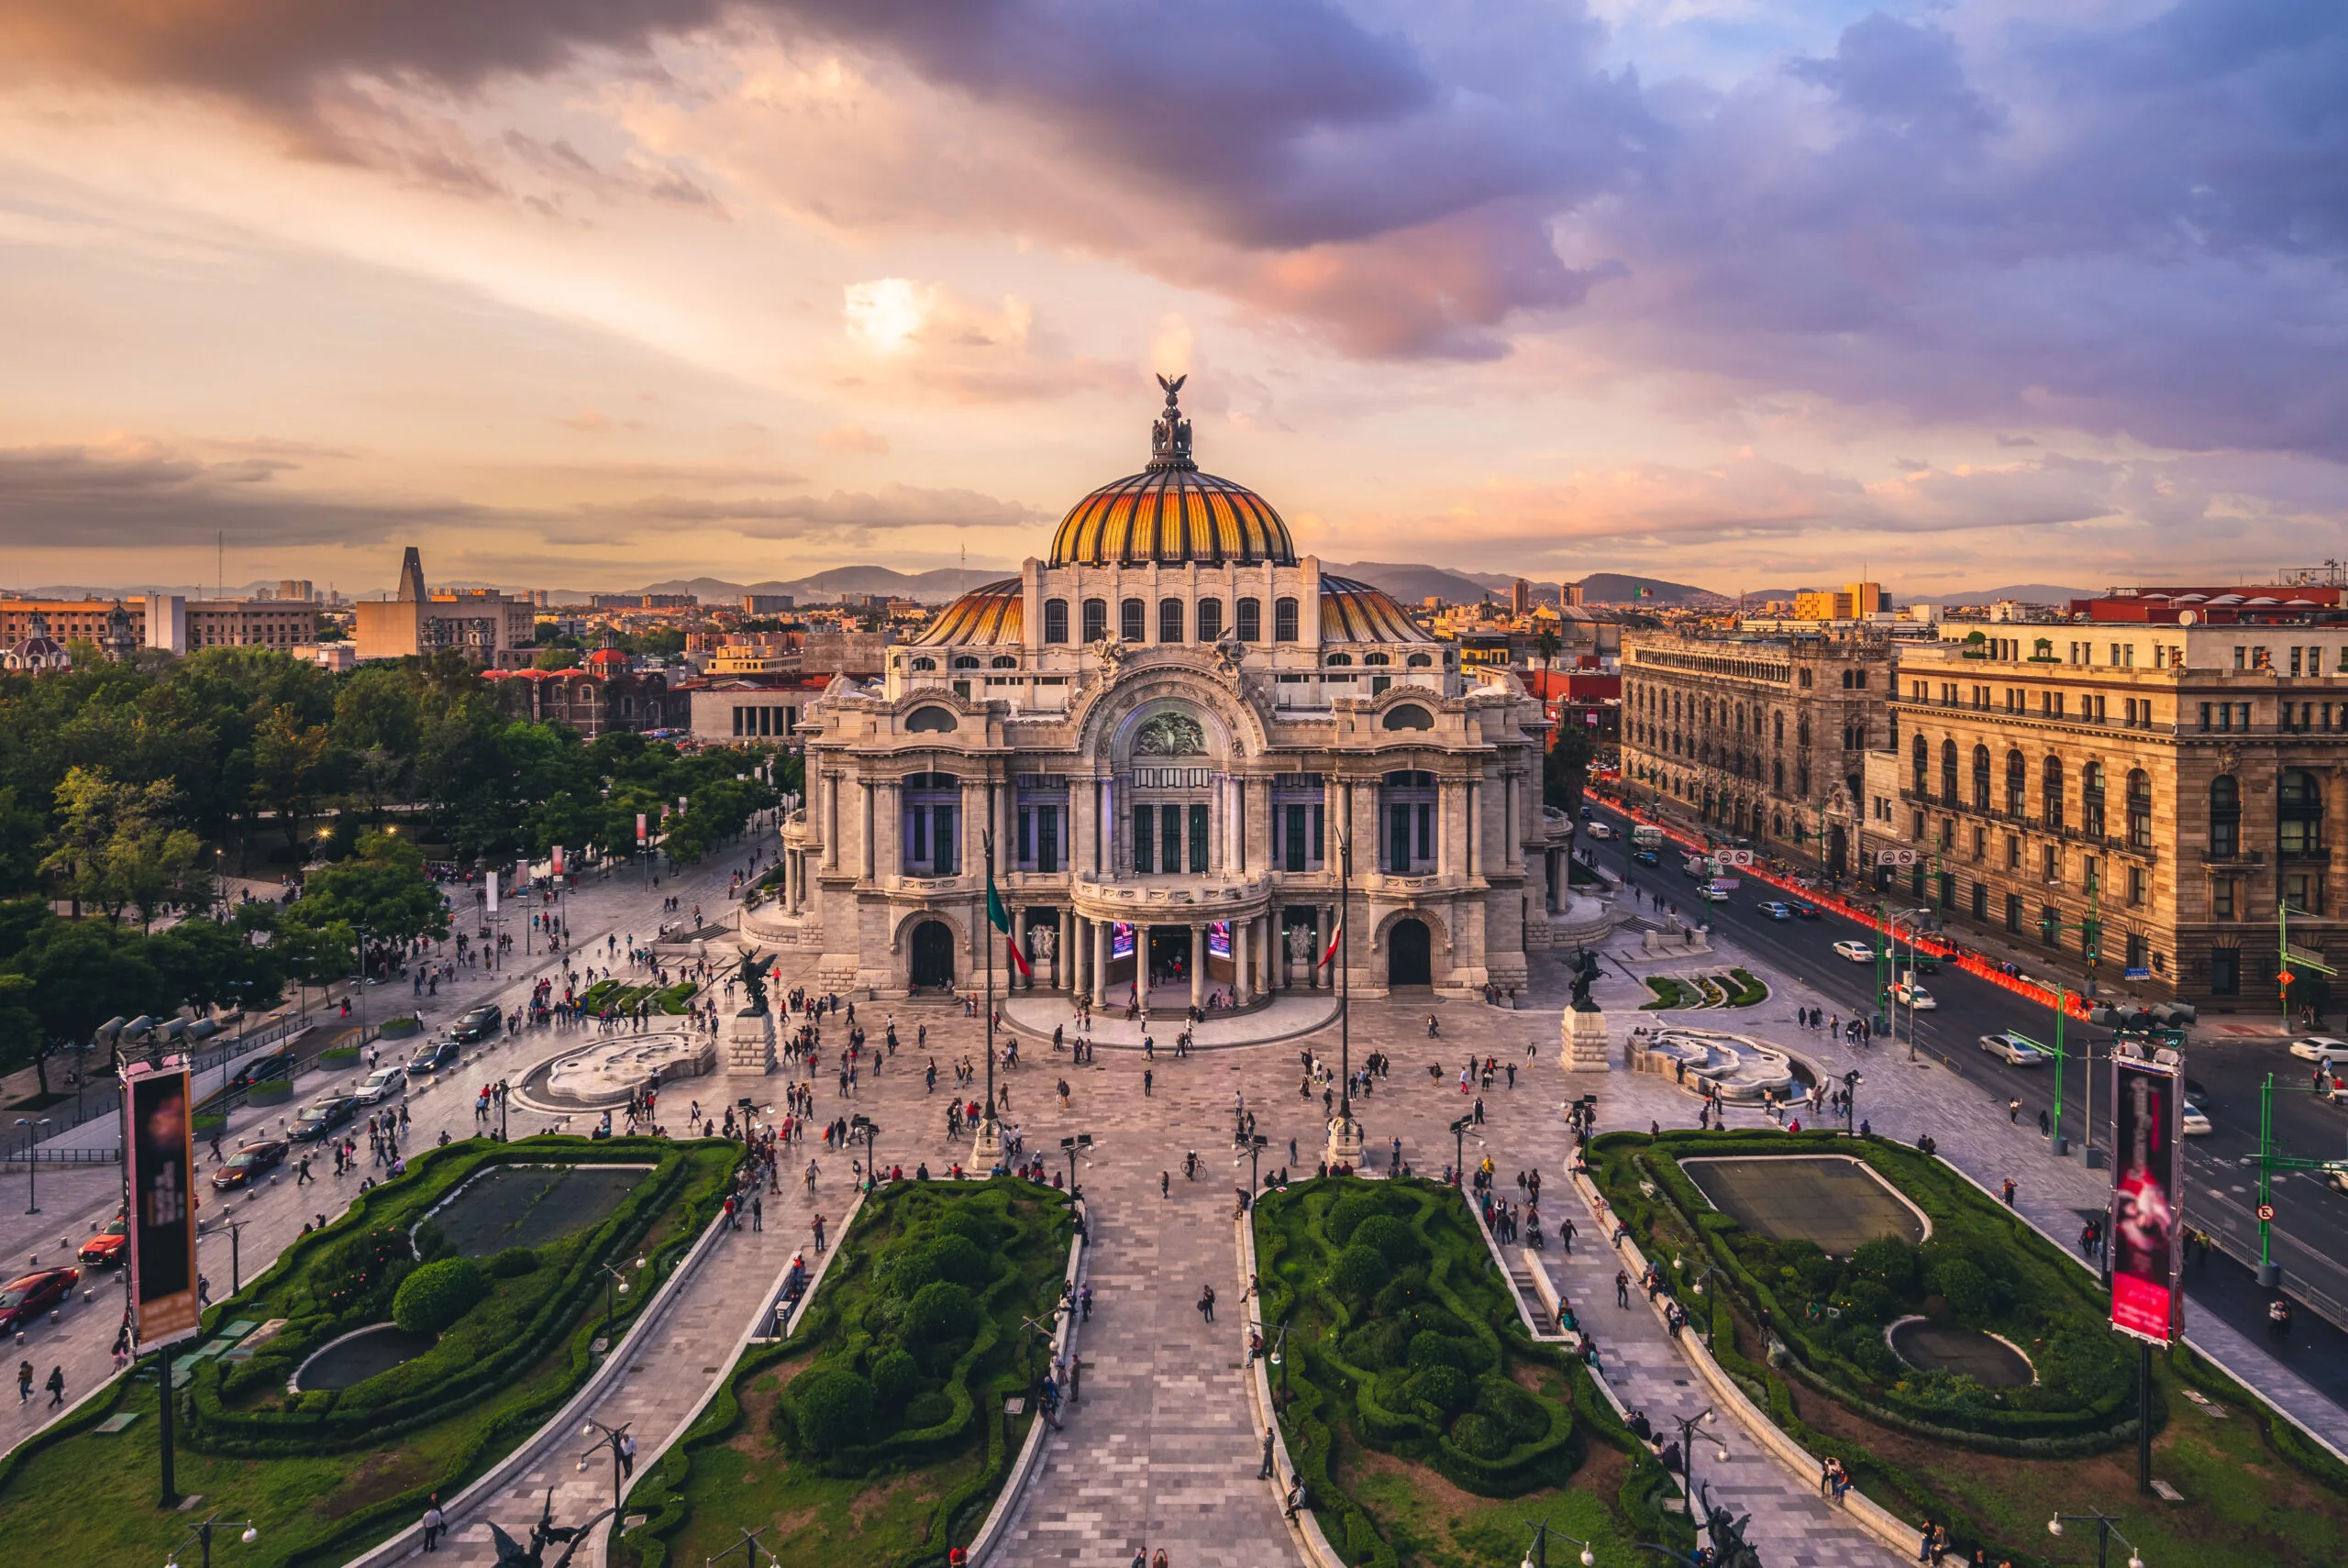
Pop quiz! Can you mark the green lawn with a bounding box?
[1253,1177,1686,1568]
[0,1137,741,1568]
[616,1177,1074,1568]
[1641,977,1688,1010]
[1592,1130,2348,1568]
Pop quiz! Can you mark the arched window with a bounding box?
[1911,734,1928,796]
[910,657,936,671]
[2282,769,2325,856]
[1773,712,1785,745]
[1363,652,1390,666]
[1196,598,1224,643]
[2042,756,2066,829]
[1082,598,1108,643]
[1326,653,1354,668]
[1797,714,1811,746]
[1773,758,1785,792]
[953,656,980,670]
[990,655,1017,668]
[1043,599,1069,644]
[905,707,958,733]
[1120,598,1145,643]
[1157,598,1184,644]
[1972,745,1991,812]
[2082,762,2107,837]
[1381,704,1434,731]
[1406,652,1433,667]
[2127,769,2153,849]
[1274,597,1299,642]
[1235,598,1262,641]
[2005,750,2027,815]
[2210,774,2241,858]
[1940,738,1959,806]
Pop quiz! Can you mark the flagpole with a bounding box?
[976,827,1002,1171]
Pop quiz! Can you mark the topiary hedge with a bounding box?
[393,1257,489,1333]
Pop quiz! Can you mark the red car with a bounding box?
[77,1216,128,1268]
[0,1267,79,1334]
[211,1138,290,1191]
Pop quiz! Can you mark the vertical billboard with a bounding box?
[2109,1056,2183,1344]
[124,1064,201,1347]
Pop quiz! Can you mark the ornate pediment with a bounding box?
[1134,712,1206,756]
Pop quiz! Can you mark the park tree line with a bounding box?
[0,646,796,1088]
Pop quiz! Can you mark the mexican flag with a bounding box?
[988,877,1031,978]
[1319,920,1344,969]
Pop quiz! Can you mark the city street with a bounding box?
[1583,796,2348,1417]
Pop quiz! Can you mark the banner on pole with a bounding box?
[123,1065,200,1348]
[485,872,499,915]
[2110,1055,2183,1345]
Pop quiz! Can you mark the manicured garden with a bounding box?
[1592,1130,2348,1567]
[581,977,700,1015]
[615,1176,1075,1568]
[1640,971,1767,1010]
[1253,1176,1688,1568]
[0,1135,741,1566]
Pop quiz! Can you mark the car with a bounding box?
[0,1267,80,1334]
[2289,1036,2348,1067]
[1584,823,1614,840]
[1758,901,1793,921]
[1833,940,1875,963]
[227,1050,292,1093]
[1789,902,1821,919]
[1892,981,1937,1010]
[2180,1101,2213,1136]
[1699,884,1732,902]
[1978,1032,2049,1066]
[211,1138,289,1190]
[77,1216,128,1267]
[353,1065,406,1104]
[407,1038,460,1076]
[290,1095,360,1143]
[449,1004,504,1043]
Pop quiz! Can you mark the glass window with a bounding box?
[2082,762,2105,837]
[1274,597,1299,642]
[1972,745,1991,811]
[1120,598,1146,643]
[2210,775,2241,858]
[1157,598,1184,644]
[2127,769,2153,849]
[1189,803,1209,872]
[1196,599,1224,643]
[2281,768,2325,856]
[1082,599,1108,643]
[1235,598,1262,641]
[2213,878,2236,920]
[1043,599,1069,644]
[1132,803,1153,873]
[2042,756,2065,829]
[2210,946,2240,993]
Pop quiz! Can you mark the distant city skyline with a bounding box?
[0,0,2339,596]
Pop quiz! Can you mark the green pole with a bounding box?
[1874,900,1890,1035]
[2260,1072,2276,1276]
[2051,981,2067,1152]
[2282,899,2292,1036]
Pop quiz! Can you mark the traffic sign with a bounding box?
[1876,848,1920,867]
[2258,1204,2276,1222]
[1715,850,1755,867]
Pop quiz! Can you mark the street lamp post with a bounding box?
[1235,1132,1268,1202]
[1449,1113,1474,1187]
[15,1116,50,1213]
[221,1216,247,1295]
[708,1525,777,1567]
[1059,1132,1092,1197]
[165,1510,259,1568]
[1668,1408,1724,1522]
[1326,826,1362,1169]
[1521,1516,1597,1568]
[2049,1507,2145,1568]
[1674,1255,1724,1352]
[1840,1068,1862,1137]
[850,1114,881,1190]
[597,1256,644,1341]
[577,1417,636,1516]
[1248,1317,1294,1408]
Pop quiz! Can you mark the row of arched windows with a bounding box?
[1042,595,1297,646]
[1910,740,2329,856]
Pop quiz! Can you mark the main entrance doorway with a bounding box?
[1389,917,1433,987]
[909,920,955,989]
[1146,927,1191,991]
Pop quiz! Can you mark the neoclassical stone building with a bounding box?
[750,381,1573,1002]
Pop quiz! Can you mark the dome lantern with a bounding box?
[1047,379,1296,569]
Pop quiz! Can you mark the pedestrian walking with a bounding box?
[1259,1424,1277,1478]
[1616,1269,1630,1309]
[2008,1098,2021,1123]
[15,1360,29,1404]
[1199,1284,1216,1323]
[422,1496,445,1551]
[751,1195,763,1231]
[2000,1177,2017,1208]
[44,1365,64,1408]
[1161,1170,1170,1199]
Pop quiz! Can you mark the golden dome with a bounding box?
[1320,577,1434,643]
[914,579,1022,646]
[1047,377,1297,569]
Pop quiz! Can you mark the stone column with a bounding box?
[1191,923,1206,1010]
[1235,916,1252,1006]
[1091,917,1109,1008]
[825,772,840,869]
[878,778,901,882]
[1058,907,1074,992]
[860,781,877,880]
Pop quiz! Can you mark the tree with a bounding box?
[1545,723,1596,812]
[39,767,182,922]
[106,814,208,932]
[283,830,449,978]
[252,702,337,854]
[9,919,167,1088]
[533,647,581,670]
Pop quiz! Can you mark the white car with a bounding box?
[1892,981,1937,1010]
[353,1065,406,1104]
[1584,823,1614,840]
[1833,940,1876,964]
[2181,1101,2212,1136]
[2289,1036,2348,1067]
[1978,1032,2048,1066]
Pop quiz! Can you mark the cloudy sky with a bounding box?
[0,0,2340,598]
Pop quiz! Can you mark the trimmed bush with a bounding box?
[792,1369,876,1452]
[1331,1242,1388,1300]
[1352,1213,1422,1267]
[487,1246,540,1279]
[869,1348,920,1412]
[907,1280,980,1344]
[393,1257,489,1333]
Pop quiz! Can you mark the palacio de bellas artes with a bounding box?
[754,378,1590,1007]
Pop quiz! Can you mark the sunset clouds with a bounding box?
[0,0,2340,591]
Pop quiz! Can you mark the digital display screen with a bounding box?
[1112,922,1135,961]
[2110,1056,2182,1345]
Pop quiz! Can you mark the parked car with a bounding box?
[290,1095,360,1143]
[2180,1101,2213,1136]
[1789,902,1821,919]
[1757,901,1793,921]
[2289,1036,2348,1068]
[449,1004,504,1043]
[77,1216,128,1267]
[406,1038,460,1076]
[1833,940,1875,963]
[353,1065,407,1104]
[0,1267,80,1334]
[1892,981,1937,1010]
[1978,1032,2049,1066]
[211,1138,289,1190]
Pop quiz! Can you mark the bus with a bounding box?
[1630,824,1665,849]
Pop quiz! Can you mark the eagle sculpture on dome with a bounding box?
[1149,373,1194,470]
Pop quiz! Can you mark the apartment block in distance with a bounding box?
[1884,584,2348,1006]
[1792,581,1887,621]
[1618,628,1899,873]
[355,548,537,667]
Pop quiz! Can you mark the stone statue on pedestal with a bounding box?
[737,948,769,1014]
